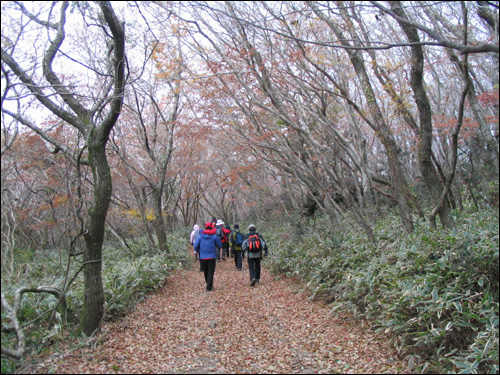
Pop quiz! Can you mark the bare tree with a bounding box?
[170,1,498,232]
[1,1,126,336]
[113,75,181,252]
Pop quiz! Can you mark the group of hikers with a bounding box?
[189,217,268,291]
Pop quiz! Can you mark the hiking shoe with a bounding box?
[251,278,257,287]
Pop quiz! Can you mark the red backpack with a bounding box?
[248,234,262,252]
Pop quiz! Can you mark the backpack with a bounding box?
[192,229,200,244]
[248,234,262,252]
[233,231,244,246]
[216,226,223,240]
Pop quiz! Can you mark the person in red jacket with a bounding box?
[215,219,231,261]
[210,217,217,230]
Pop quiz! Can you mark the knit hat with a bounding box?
[234,223,239,229]
[205,222,213,229]
[248,224,256,230]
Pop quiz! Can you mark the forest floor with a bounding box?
[22,255,410,374]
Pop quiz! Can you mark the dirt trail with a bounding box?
[28,258,408,374]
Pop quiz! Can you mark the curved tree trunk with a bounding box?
[390,2,456,230]
[1,1,125,337]
[305,1,415,233]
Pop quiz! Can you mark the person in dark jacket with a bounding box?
[229,223,244,271]
[242,224,268,287]
[194,222,222,291]
[190,224,203,271]
[215,219,231,261]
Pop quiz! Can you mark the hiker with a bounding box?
[215,219,231,261]
[202,217,217,237]
[229,223,244,271]
[242,224,268,286]
[224,223,232,259]
[189,224,202,266]
[194,222,222,291]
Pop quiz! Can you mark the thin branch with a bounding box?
[370,1,499,54]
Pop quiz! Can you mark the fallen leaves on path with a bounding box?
[29,258,408,374]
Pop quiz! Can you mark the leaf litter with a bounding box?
[25,258,408,374]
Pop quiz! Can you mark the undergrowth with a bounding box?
[2,209,498,374]
[1,229,191,373]
[266,207,499,374]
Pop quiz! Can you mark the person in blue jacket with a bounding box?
[194,222,222,291]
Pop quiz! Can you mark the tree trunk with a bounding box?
[152,189,169,253]
[391,2,456,229]
[80,140,111,336]
[348,50,415,234]
[306,1,415,233]
[1,0,126,338]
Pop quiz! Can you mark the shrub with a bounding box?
[266,209,499,374]
[1,229,192,373]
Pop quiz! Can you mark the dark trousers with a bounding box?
[233,250,242,270]
[200,259,216,290]
[222,242,229,258]
[247,257,262,281]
